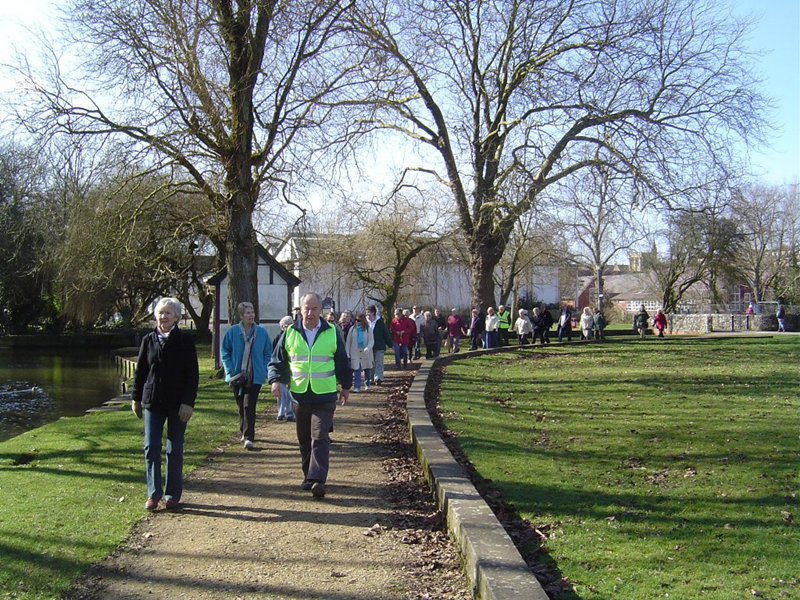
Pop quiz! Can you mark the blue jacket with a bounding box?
[268,319,352,404]
[221,323,273,386]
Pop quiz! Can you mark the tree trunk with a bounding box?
[226,194,258,324]
[470,237,504,310]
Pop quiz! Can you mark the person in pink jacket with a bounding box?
[653,309,667,338]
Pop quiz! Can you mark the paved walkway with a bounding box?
[66,369,470,600]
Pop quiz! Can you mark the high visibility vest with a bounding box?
[497,310,512,329]
[285,326,338,394]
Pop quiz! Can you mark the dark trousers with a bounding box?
[469,332,483,350]
[294,400,336,484]
[499,328,510,346]
[235,384,261,442]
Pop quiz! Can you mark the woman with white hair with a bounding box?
[514,309,532,345]
[221,302,273,450]
[131,297,199,511]
[580,307,595,340]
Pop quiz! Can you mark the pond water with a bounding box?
[0,348,124,443]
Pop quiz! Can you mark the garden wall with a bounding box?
[667,313,791,333]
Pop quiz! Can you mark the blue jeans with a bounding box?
[143,406,187,502]
[485,330,498,348]
[393,342,408,367]
[449,335,461,353]
[372,350,386,382]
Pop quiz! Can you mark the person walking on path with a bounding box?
[345,314,374,392]
[422,311,441,358]
[468,307,486,350]
[776,303,786,332]
[514,309,532,345]
[593,308,607,340]
[446,308,466,353]
[580,307,594,340]
[634,305,650,339]
[557,305,573,342]
[366,304,392,386]
[434,307,447,355]
[540,304,554,344]
[496,304,512,346]
[131,297,199,511]
[269,292,352,499]
[390,308,416,368]
[274,316,296,422]
[221,301,273,450]
[411,305,425,359]
[530,307,545,345]
[484,306,499,348]
[653,309,668,338]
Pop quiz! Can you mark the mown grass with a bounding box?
[0,346,239,600]
[438,336,799,599]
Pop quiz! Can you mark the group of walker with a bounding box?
[130,292,353,510]
[130,295,680,512]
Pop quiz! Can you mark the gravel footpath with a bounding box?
[65,368,472,600]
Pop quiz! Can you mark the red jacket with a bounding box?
[390,316,416,346]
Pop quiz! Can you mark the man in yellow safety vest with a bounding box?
[496,304,512,346]
[269,292,352,498]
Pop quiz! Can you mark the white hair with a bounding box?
[154,297,182,319]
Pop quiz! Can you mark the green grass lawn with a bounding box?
[0,346,239,600]
[438,336,799,599]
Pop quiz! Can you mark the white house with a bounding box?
[274,233,560,313]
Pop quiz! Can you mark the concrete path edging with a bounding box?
[406,358,549,600]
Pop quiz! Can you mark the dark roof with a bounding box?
[207,244,301,286]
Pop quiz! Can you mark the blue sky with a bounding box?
[1,0,797,184]
[732,0,799,183]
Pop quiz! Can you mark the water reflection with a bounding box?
[0,348,123,443]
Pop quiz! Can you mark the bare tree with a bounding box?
[13,0,356,320]
[729,183,800,304]
[645,209,741,312]
[350,0,769,308]
[560,165,646,312]
[495,201,566,308]
[306,191,448,315]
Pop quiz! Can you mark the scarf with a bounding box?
[240,324,255,384]
[356,325,365,349]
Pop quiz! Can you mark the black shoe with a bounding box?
[301,480,313,491]
[311,482,326,498]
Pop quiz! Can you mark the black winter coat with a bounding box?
[133,327,199,412]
